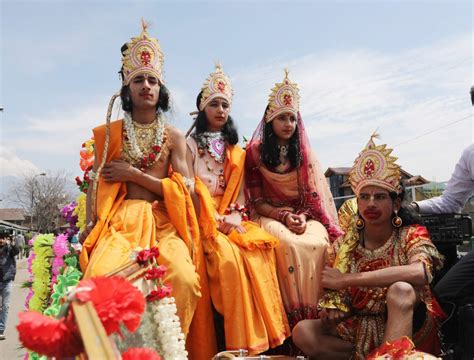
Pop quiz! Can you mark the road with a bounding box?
[0,257,28,360]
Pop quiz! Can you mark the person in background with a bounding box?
[0,231,20,340]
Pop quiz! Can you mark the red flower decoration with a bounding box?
[152,145,161,152]
[149,152,156,161]
[75,276,146,335]
[144,265,167,280]
[122,348,162,360]
[137,247,160,264]
[17,311,83,358]
[149,247,160,258]
[146,284,173,302]
[137,249,152,264]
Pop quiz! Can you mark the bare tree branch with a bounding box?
[8,171,77,232]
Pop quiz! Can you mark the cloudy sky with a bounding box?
[1,0,472,200]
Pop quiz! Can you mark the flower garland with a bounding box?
[43,256,82,318]
[24,237,36,309]
[18,276,147,359]
[29,234,54,313]
[50,234,71,286]
[225,202,249,221]
[76,137,95,193]
[73,193,87,232]
[123,111,166,171]
[135,247,188,360]
[152,297,187,360]
[60,202,79,240]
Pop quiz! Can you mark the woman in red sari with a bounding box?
[245,70,343,328]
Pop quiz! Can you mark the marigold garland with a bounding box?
[73,193,87,232]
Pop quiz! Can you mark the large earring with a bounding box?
[355,216,365,230]
[392,210,402,228]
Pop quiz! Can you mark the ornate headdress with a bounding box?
[121,20,164,85]
[199,63,233,111]
[349,133,402,195]
[265,69,300,123]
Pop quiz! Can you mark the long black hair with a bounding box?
[389,186,421,226]
[120,83,170,113]
[118,43,170,113]
[261,106,301,169]
[194,91,239,145]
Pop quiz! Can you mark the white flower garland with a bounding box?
[153,297,188,360]
[123,111,165,162]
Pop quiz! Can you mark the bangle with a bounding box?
[183,176,195,192]
[225,203,249,221]
[278,210,290,223]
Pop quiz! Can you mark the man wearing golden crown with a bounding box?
[78,21,216,359]
[292,134,445,359]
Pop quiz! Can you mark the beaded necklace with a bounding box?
[122,111,166,171]
[192,132,226,188]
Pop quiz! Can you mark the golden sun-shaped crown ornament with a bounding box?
[199,63,233,111]
[349,132,402,196]
[265,69,300,123]
[121,19,164,85]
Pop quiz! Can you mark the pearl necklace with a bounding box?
[123,111,166,170]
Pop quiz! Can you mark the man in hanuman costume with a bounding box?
[79,21,216,359]
[293,134,445,359]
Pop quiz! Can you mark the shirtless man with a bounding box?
[78,24,216,358]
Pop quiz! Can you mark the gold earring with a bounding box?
[355,217,365,230]
[392,210,402,228]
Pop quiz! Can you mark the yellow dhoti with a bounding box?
[192,140,290,354]
[203,224,289,353]
[82,199,200,337]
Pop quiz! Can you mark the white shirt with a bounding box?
[417,144,474,214]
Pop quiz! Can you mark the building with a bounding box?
[325,167,430,209]
[0,208,29,234]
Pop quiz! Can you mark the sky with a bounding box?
[0,0,473,204]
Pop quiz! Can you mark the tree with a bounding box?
[9,171,77,233]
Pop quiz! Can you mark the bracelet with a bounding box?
[278,210,291,224]
[296,209,312,220]
[225,203,249,221]
[183,176,195,192]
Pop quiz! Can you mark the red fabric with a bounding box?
[367,336,415,359]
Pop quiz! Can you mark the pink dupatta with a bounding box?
[245,112,343,241]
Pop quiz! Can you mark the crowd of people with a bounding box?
[5,21,469,359]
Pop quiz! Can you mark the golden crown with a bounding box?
[199,63,233,111]
[265,69,300,123]
[349,133,402,195]
[121,20,164,85]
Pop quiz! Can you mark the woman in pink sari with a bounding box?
[245,70,343,328]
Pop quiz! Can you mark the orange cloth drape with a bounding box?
[79,121,216,359]
[195,144,290,354]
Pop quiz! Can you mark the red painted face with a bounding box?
[357,185,400,226]
[204,98,230,132]
[271,112,297,143]
[129,74,160,110]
